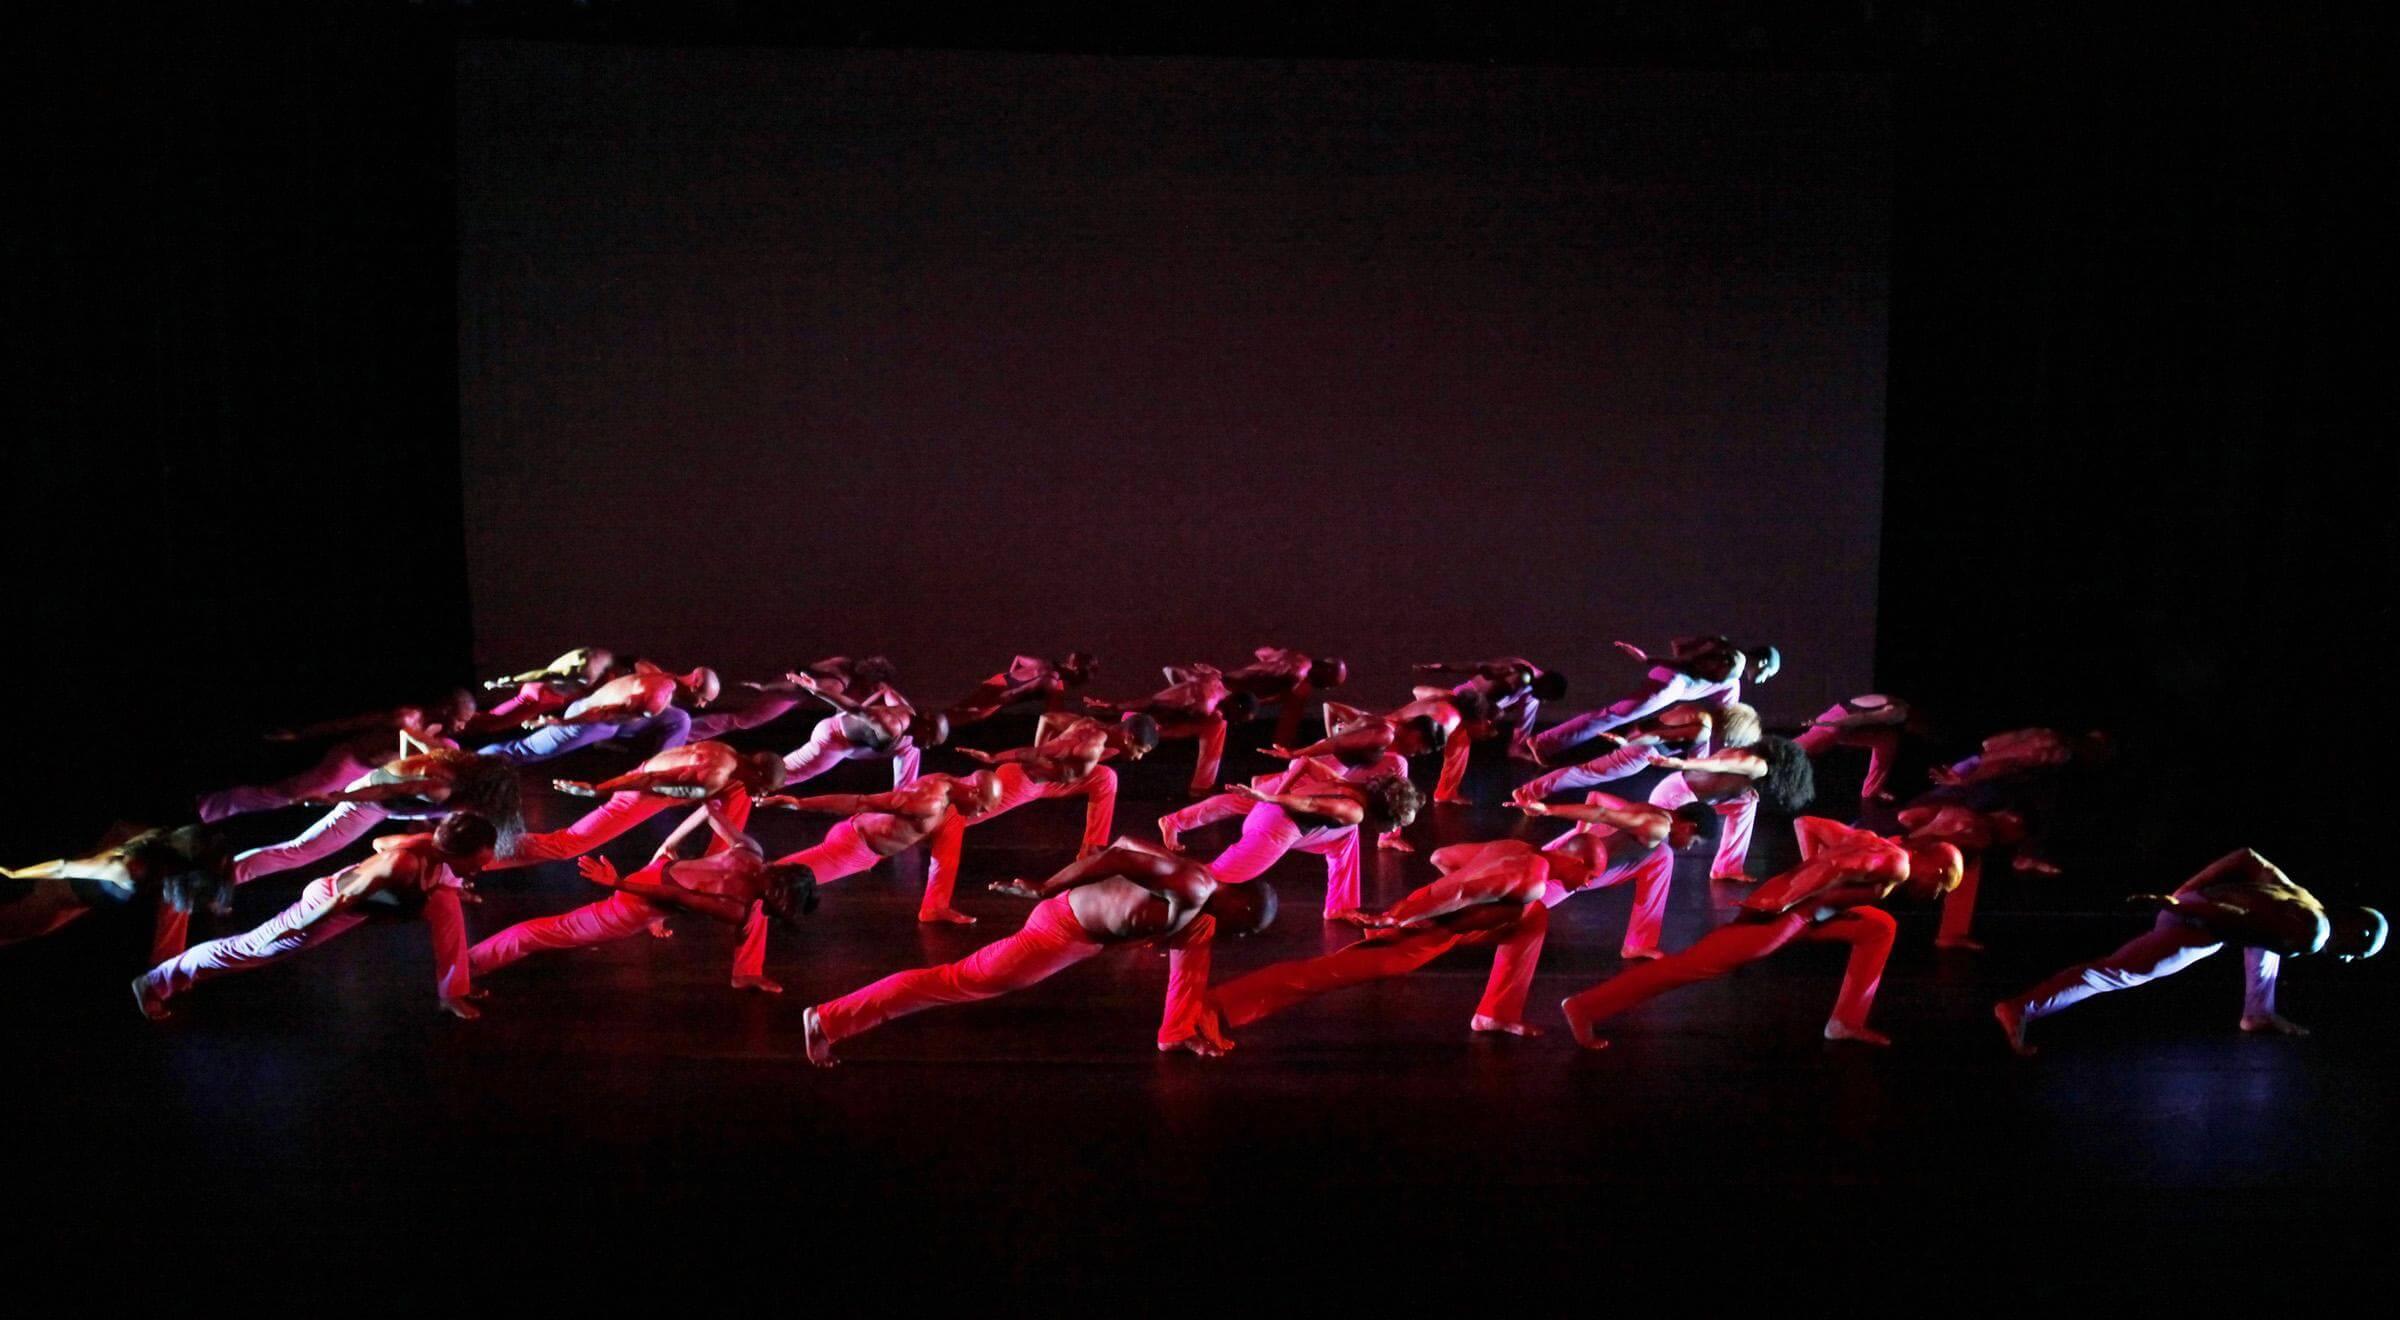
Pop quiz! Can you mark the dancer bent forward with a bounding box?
[919,713,1159,924]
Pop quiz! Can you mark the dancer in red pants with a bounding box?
[1206,836,1555,1039]
[1994,849,2386,1055]
[5,825,230,965]
[134,814,499,1021]
[800,840,1277,1065]
[1181,759,1422,918]
[1411,656,1564,798]
[1859,799,2025,951]
[945,652,1095,729]
[762,772,1006,892]
[1515,793,1703,958]
[1560,818,1961,1050]
[920,713,1160,924]
[684,655,901,742]
[1220,647,1348,746]
[484,739,786,871]
[1084,665,1257,796]
[200,694,472,822]
[1791,694,1915,805]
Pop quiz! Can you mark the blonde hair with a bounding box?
[1715,702,1763,749]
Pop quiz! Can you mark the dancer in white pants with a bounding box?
[229,748,522,885]
[1529,636,1777,766]
[1515,703,1812,881]
[776,673,942,791]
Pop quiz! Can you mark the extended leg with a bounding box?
[1560,914,1805,1045]
[231,802,391,885]
[136,878,370,1013]
[1800,906,1898,1041]
[467,891,664,977]
[812,896,1103,1046]
[1212,927,1460,1028]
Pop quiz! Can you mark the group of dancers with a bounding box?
[5,637,2383,1063]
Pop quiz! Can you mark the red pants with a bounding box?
[489,790,673,871]
[1937,853,1981,944]
[814,894,1215,1047]
[919,764,1115,917]
[1205,804,1362,915]
[1792,706,1899,801]
[772,819,889,884]
[1561,907,1897,1033]
[1156,714,1229,797]
[467,888,770,981]
[1539,839,1674,958]
[1215,902,1548,1028]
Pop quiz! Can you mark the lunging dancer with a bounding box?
[920,713,1159,924]
[1515,793,1704,959]
[1218,647,1348,746]
[1083,665,1257,796]
[1529,636,1776,766]
[945,652,1095,729]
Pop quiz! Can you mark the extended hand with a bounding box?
[1612,641,1649,662]
[440,998,483,1021]
[1262,745,1300,759]
[958,748,998,764]
[1514,799,1551,815]
[987,879,1042,899]
[552,779,600,797]
[577,856,621,888]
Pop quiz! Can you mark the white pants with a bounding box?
[1648,775,1758,880]
[782,719,919,788]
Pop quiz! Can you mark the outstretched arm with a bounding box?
[993,843,1187,901]
[1515,795,1671,846]
[1374,860,1538,927]
[1647,749,1764,777]
[1225,782,1364,826]
[754,790,906,815]
[316,777,442,804]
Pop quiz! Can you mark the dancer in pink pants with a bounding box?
[1287,693,1483,842]
[5,825,230,965]
[482,739,784,871]
[1515,703,1811,882]
[1994,849,2387,1055]
[800,840,1278,1065]
[133,814,499,1021]
[227,747,523,886]
[685,655,900,741]
[1206,836,1554,1039]
[1529,636,1777,767]
[1790,694,1915,805]
[1186,759,1422,918]
[469,812,815,994]
[945,652,1095,729]
[919,713,1160,924]
[1860,800,2025,951]
[1162,732,1412,853]
[771,671,943,791]
[1561,818,1961,1050]
[479,662,719,764]
[1412,656,1564,797]
[1084,665,1257,797]
[1514,792,1704,958]
[763,772,1005,892]
[1220,647,1348,746]
[199,694,472,822]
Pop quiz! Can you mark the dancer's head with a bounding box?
[1530,670,1568,702]
[1669,804,1712,851]
[736,750,787,796]
[851,655,901,690]
[1203,880,1279,936]
[678,667,723,707]
[2327,908,2388,962]
[1685,641,1740,683]
[127,826,235,915]
[1716,702,1764,749]
[1448,687,1493,724]
[954,770,1005,817]
[446,755,525,849]
[434,688,477,733]
[1221,691,1260,723]
[1543,834,1601,888]
[1117,713,1161,758]
[1307,657,1348,690]
[1059,652,1097,686]
[433,812,500,875]
[761,862,820,925]
[909,710,951,749]
[1742,645,1782,684]
[1751,736,1816,814]
[1403,713,1449,754]
[1362,774,1424,829]
[1897,839,1966,901]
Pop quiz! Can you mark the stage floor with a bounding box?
[8,716,2389,1306]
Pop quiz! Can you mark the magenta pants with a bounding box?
[1540,832,1675,957]
[1648,775,1759,880]
[920,764,1115,917]
[468,889,770,982]
[781,718,921,789]
[198,745,383,823]
[231,801,436,885]
[772,819,890,885]
[1205,804,1362,916]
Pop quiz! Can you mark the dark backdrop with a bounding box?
[455,44,1890,714]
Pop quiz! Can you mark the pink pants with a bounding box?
[1162,754,1408,842]
[783,719,920,789]
[489,791,674,871]
[1562,907,1897,1034]
[1540,836,1674,958]
[1791,704,1899,801]
[197,747,381,823]
[772,820,890,884]
[231,801,430,885]
[1649,776,1758,880]
[140,875,473,1006]
[1205,805,1363,916]
[920,764,1115,917]
[1214,902,1549,1028]
[467,888,770,982]
[814,895,1215,1047]
[2010,912,2279,1024]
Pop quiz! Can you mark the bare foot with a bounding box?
[1823,1020,1891,1046]
[1619,946,1665,962]
[131,978,170,1021]
[1935,936,1985,952]
[1159,1035,1232,1057]
[2013,856,2062,876]
[440,998,483,1021]
[1708,872,1753,884]
[918,908,979,926]
[1431,794,1471,806]
[802,1007,837,1067]
[1559,996,1609,1051]
[1376,833,1416,852]
[1156,827,1181,852]
[2240,1013,2311,1037]
[731,975,784,994]
[1993,1001,2035,1056]
[1471,1014,1544,1037]
[648,920,675,940]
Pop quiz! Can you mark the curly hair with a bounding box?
[1750,736,1815,814]
[761,862,821,925]
[1362,774,1424,827]
[1220,691,1261,723]
[850,655,901,690]
[446,756,525,848]
[1448,688,1493,724]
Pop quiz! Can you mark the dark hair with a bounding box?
[1449,688,1492,724]
[1120,712,1161,751]
[1750,736,1815,813]
[1060,652,1097,683]
[1531,671,1568,701]
[126,826,235,915]
[1669,803,1715,841]
[1306,657,1348,690]
[851,655,901,689]
[910,711,951,749]
[1408,713,1448,753]
[1207,880,1279,936]
[447,756,525,848]
[741,750,788,794]
[435,812,500,858]
[1221,691,1260,723]
[762,862,820,925]
[1363,774,1424,826]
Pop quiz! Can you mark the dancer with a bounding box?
[228,746,522,885]
[1528,636,1778,766]
[1204,836,1553,1039]
[684,655,901,742]
[469,813,815,994]
[133,813,499,1021]
[463,648,614,738]
[798,840,1276,1066]
[919,713,1160,924]
[1921,726,2112,876]
[1183,759,1422,918]
[1559,817,1961,1050]
[1164,701,1426,851]
[1994,849,2386,1055]
[945,652,1095,729]
[1791,693,1916,805]
[761,771,1005,890]
[1219,647,1348,745]
[1515,703,1812,881]
[1515,793,1704,959]
[1084,665,1257,796]
[199,693,473,823]
[4,826,230,962]
[773,672,943,791]
[1412,656,1564,798]
[1858,798,2025,951]
[483,740,785,871]
[478,662,719,764]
